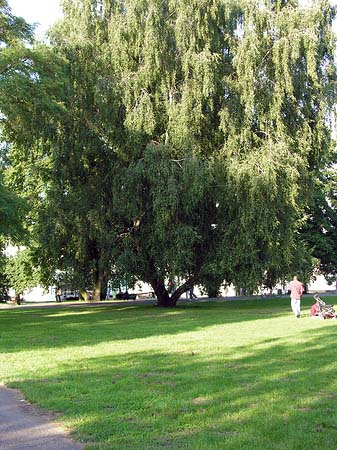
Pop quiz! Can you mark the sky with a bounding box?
[8,0,63,39]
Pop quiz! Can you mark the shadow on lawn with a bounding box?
[0,298,296,353]
[10,324,337,450]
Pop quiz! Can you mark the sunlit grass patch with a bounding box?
[1,296,337,449]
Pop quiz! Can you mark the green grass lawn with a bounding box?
[1,296,337,450]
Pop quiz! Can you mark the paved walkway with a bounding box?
[0,385,84,450]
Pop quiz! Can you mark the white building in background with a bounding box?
[307,274,336,294]
[23,286,55,302]
[4,245,336,302]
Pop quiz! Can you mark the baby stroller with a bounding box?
[313,294,337,320]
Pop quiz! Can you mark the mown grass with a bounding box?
[1,295,337,450]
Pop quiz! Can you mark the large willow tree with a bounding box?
[1,0,336,305]
[107,0,336,305]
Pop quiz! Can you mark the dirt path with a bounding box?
[0,385,84,450]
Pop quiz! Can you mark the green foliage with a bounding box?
[0,0,336,303]
[0,175,26,241]
[0,2,32,244]
[301,164,337,280]
[107,0,336,299]
[5,248,41,295]
[0,0,33,46]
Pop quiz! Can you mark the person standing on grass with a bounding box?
[288,276,304,318]
[189,286,197,299]
[55,286,62,302]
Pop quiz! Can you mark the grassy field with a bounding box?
[1,295,337,450]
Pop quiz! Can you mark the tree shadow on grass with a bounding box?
[7,323,337,450]
[0,298,298,354]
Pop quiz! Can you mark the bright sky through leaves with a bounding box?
[7,0,337,39]
[8,0,63,38]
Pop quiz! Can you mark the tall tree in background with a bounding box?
[1,0,336,306]
[35,1,127,300]
[2,0,125,300]
[301,163,337,281]
[0,0,45,298]
[0,0,69,296]
[0,0,31,242]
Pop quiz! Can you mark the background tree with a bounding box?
[0,0,31,242]
[301,163,337,282]
[1,0,113,300]
[4,248,41,304]
[0,0,33,45]
[0,1,32,298]
[32,1,126,300]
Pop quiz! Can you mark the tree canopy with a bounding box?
[1,0,336,305]
[0,0,31,243]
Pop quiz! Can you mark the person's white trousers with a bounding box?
[291,298,301,317]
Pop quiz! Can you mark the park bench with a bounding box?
[136,292,156,299]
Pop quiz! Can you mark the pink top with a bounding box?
[310,303,319,316]
[288,279,304,300]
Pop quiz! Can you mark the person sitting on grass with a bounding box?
[311,295,337,320]
[310,299,320,318]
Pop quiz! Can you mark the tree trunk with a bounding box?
[207,287,220,298]
[100,278,107,300]
[171,278,196,304]
[93,277,101,301]
[150,277,197,307]
[79,289,90,301]
[92,265,103,301]
[92,270,108,301]
[90,241,105,302]
[150,278,177,307]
